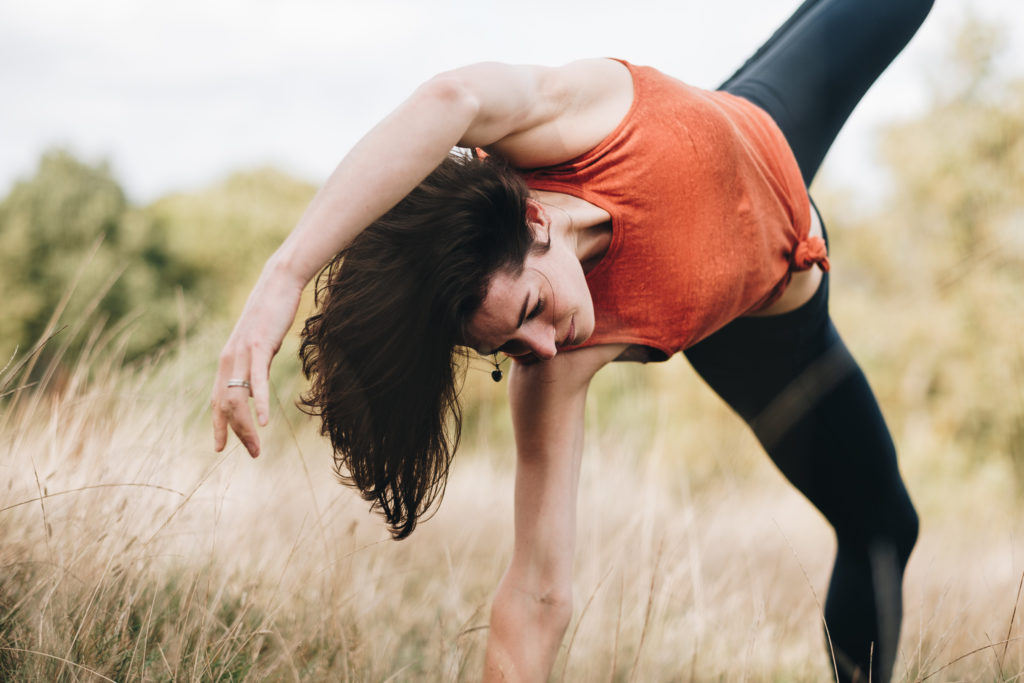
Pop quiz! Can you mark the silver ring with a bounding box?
[226,379,251,389]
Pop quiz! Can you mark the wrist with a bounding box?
[485,581,572,682]
[263,250,313,293]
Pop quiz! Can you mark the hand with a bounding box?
[211,260,305,457]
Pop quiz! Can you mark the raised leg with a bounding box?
[685,274,918,683]
[719,0,935,184]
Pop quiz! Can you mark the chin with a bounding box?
[576,317,596,345]
[577,300,596,342]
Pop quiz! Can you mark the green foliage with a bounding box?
[880,18,1024,257]
[0,150,190,361]
[0,150,121,353]
[141,167,316,317]
[0,150,315,366]
[830,18,1024,491]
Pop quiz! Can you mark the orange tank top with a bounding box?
[519,60,829,358]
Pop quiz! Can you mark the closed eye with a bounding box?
[525,296,545,322]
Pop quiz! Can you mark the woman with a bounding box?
[211,0,934,680]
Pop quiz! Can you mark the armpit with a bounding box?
[614,344,667,363]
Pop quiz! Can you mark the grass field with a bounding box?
[2,173,1024,681]
[3,8,1023,680]
[1,300,1022,682]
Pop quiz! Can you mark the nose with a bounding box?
[521,323,557,360]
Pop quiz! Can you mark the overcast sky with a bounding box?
[2,0,1021,204]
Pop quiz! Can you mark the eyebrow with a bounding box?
[478,294,530,356]
[515,294,529,330]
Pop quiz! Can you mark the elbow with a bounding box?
[416,73,482,124]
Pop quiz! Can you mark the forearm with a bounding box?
[484,572,572,683]
[483,352,616,682]
[271,77,481,285]
[211,62,566,453]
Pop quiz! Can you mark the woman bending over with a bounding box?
[211,0,934,680]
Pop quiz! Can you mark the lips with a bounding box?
[561,316,576,347]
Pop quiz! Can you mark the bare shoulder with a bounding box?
[551,58,634,105]
[483,59,635,168]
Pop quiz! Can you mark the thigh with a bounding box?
[684,270,834,434]
[719,0,934,184]
[684,277,911,539]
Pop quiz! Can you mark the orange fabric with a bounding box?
[520,60,829,357]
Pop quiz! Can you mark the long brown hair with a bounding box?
[299,151,540,539]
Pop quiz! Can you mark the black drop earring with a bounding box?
[491,353,503,382]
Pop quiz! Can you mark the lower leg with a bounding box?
[763,354,918,682]
[824,524,917,682]
[719,0,935,184]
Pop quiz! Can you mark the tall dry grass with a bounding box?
[2,178,1024,680]
[1,310,1022,681]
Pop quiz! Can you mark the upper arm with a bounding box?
[431,59,634,168]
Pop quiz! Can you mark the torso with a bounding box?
[535,189,824,362]
[518,60,822,361]
[743,204,824,317]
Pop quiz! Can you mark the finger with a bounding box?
[249,347,272,427]
[219,349,261,458]
[212,344,245,451]
[212,350,235,452]
[224,388,261,458]
[212,393,229,451]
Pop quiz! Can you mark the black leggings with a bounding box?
[685,1,934,681]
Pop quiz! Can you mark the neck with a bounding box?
[533,191,612,268]
[543,201,576,239]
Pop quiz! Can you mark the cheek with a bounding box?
[581,295,596,334]
[572,276,596,329]
[575,270,594,311]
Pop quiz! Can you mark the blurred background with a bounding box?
[3,0,1023,202]
[1,0,1023,680]
[1,0,1022,358]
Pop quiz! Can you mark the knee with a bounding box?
[900,498,919,561]
[887,494,919,567]
[868,491,919,569]
[834,488,918,569]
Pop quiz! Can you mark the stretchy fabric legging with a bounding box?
[683,1,933,681]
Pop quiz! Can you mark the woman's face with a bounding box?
[466,231,595,362]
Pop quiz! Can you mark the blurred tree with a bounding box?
[141,167,315,319]
[880,16,1024,261]
[0,149,186,362]
[836,16,1024,489]
[0,151,315,367]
